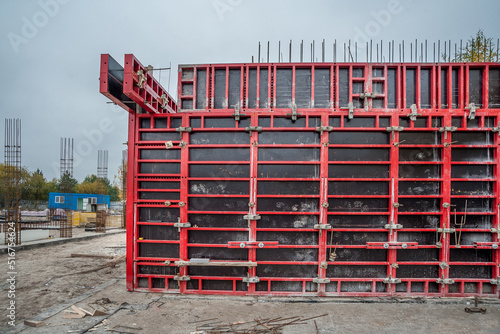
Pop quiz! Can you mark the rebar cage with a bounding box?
[101,54,500,297]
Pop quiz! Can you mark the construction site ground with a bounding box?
[1,229,499,334]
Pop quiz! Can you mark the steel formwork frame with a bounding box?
[101,54,500,298]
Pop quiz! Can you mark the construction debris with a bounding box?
[24,320,44,327]
[192,314,328,333]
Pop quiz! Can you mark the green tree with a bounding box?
[75,174,120,200]
[58,171,78,193]
[449,29,499,62]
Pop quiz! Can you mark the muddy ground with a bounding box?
[1,231,499,334]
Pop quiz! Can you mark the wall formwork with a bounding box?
[100,54,500,297]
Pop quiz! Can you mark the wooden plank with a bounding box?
[24,320,44,327]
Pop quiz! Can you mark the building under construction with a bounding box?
[100,45,500,298]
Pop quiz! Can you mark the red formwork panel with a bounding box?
[101,55,500,297]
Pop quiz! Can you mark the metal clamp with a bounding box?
[465,102,478,120]
[165,141,174,149]
[386,126,404,141]
[228,241,279,249]
[439,262,449,269]
[286,102,300,121]
[173,275,191,282]
[314,224,332,230]
[315,125,333,135]
[243,276,260,285]
[179,141,187,148]
[359,91,377,110]
[436,277,454,286]
[232,104,246,121]
[340,102,354,119]
[312,277,331,284]
[174,220,191,232]
[245,126,262,133]
[439,126,457,140]
[383,276,401,287]
[437,228,456,233]
[322,202,330,208]
[243,214,261,220]
[491,228,500,238]
[160,94,169,110]
[407,104,421,121]
[492,122,500,133]
[474,242,499,249]
[176,126,192,133]
[443,202,450,208]
[490,277,500,285]
[384,223,403,230]
[136,69,146,89]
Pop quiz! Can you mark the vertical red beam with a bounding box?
[366,64,372,110]
[311,65,315,108]
[494,112,500,297]
[317,112,330,295]
[402,65,407,109]
[384,64,388,109]
[416,66,421,109]
[334,65,339,110]
[464,65,469,109]
[179,113,190,292]
[483,65,489,108]
[193,67,198,109]
[440,113,452,295]
[126,112,137,291]
[292,65,296,107]
[388,113,399,295]
[248,112,259,294]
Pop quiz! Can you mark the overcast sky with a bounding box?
[1,0,499,182]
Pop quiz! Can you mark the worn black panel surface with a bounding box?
[188,230,248,244]
[214,69,226,109]
[398,215,440,228]
[189,164,250,178]
[406,69,416,108]
[329,164,389,178]
[190,118,202,128]
[271,281,305,292]
[398,198,440,212]
[469,68,483,106]
[276,69,293,108]
[138,243,179,258]
[201,280,233,291]
[139,163,180,174]
[258,117,271,127]
[139,192,180,200]
[328,232,387,245]
[328,215,387,228]
[257,231,318,245]
[453,132,493,145]
[449,249,492,262]
[339,68,349,107]
[397,249,439,262]
[258,214,318,229]
[196,69,207,109]
[451,148,493,162]
[190,132,249,145]
[139,225,179,240]
[248,69,257,108]
[140,132,179,141]
[398,232,436,245]
[139,207,179,222]
[450,215,492,229]
[327,265,386,278]
[190,197,249,212]
[259,131,320,144]
[138,265,177,275]
[399,148,441,162]
[451,181,492,195]
[449,266,491,279]
[139,181,180,190]
[258,164,320,178]
[450,198,492,212]
[399,165,441,178]
[154,118,168,128]
[328,181,389,195]
[259,148,320,161]
[399,132,440,144]
[489,68,500,108]
[329,148,389,161]
[330,131,389,144]
[421,69,431,108]
[332,248,387,262]
[258,181,319,195]
[314,68,330,108]
[259,68,269,108]
[140,119,151,129]
[295,68,311,108]
[190,148,249,161]
[188,214,248,228]
[257,248,318,262]
[397,265,439,278]
[188,247,248,261]
[228,69,241,108]
[189,181,249,195]
[341,282,372,293]
[257,265,317,278]
[189,214,247,228]
[344,117,376,128]
[258,198,319,212]
[140,149,181,160]
[273,117,307,127]
[451,165,493,179]
[450,232,491,246]
[189,266,247,277]
[399,181,440,195]
[328,199,388,212]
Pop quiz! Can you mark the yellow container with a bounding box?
[71,212,81,226]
